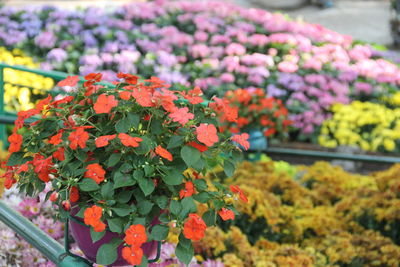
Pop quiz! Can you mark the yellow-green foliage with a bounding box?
[318,101,400,152]
[200,161,400,267]
[0,47,54,112]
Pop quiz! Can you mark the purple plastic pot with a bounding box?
[69,214,158,266]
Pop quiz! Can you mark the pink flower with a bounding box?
[225,43,246,56]
[232,133,250,150]
[278,61,298,73]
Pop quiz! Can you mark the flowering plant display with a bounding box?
[2,73,248,266]
[216,88,291,141]
[1,1,400,141]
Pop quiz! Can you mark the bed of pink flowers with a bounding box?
[1,0,400,140]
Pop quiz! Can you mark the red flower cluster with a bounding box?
[122,224,147,266]
[179,181,195,199]
[84,163,106,184]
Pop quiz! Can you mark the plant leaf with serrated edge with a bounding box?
[180,146,200,167]
[90,228,105,243]
[175,242,194,265]
[150,224,169,241]
[138,176,155,196]
[79,179,100,192]
[96,243,118,265]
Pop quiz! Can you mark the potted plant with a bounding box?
[212,88,292,150]
[2,73,249,266]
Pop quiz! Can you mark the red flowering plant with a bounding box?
[214,88,292,146]
[2,73,249,266]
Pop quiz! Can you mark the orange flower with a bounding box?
[155,145,173,161]
[168,107,194,126]
[8,133,23,153]
[236,117,249,127]
[122,246,143,266]
[264,128,276,137]
[230,185,248,203]
[183,213,207,242]
[84,205,106,232]
[95,134,116,148]
[196,124,218,147]
[49,131,63,145]
[132,88,154,107]
[218,208,235,221]
[49,192,58,202]
[94,94,119,114]
[187,141,208,153]
[84,73,102,87]
[53,147,65,161]
[84,163,106,184]
[68,127,89,150]
[185,86,204,105]
[69,186,80,202]
[118,133,142,147]
[36,94,52,112]
[179,181,195,199]
[117,72,139,85]
[232,133,250,151]
[57,75,80,87]
[124,224,147,247]
[261,97,275,109]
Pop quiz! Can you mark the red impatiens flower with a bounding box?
[84,73,102,87]
[33,155,53,183]
[95,134,116,148]
[232,133,250,151]
[84,163,106,184]
[168,107,194,126]
[93,94,119,114]
[131,88,155,107]
[185,86,204,105]
[69,186,80,202]
[51,96,74,107]
[36,94,52,112]
[68,127,89,150]
[124,224,147,247]
[53,147,65,161]
[218,208,235,221]
[264,128,276,137]
[183,213,207,242]
[48,131,63,146]
[230,185,248,203]
[196,123,218,147]
[122,246,143,266]
[49,192,58,202]
[155,145,173,161]
[8,133,23,153]
[57,75,80,87]
[187,141,208,153]
[118,133,142,148]
[179,181,195,199]
[117,72,139,85]
[84,205,106,232]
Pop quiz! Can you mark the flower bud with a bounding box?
[49,192,58,202]
[62,200,71,211]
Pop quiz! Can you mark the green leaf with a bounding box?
[75,150,87,162]
[179,197,197,218]
[135,136,151,155]
[133,169,144,180]
[155,196,168,209]
[114,172,136,189]
[144,165,155,177]
[128,113,140,129]
[167,135,183,149]
[79,179,100,192]
[107,218,123,233]
[150,224,169,241]
[180,146,200,167]
[6,152,25,166]
[107,153,122,167]
[150,119,163,135]
[178,233,191,249]
[158,213,170,223]
[202,210,216,227]
[117,190,134,203]
[112,204,135,217]
[223,160,235,177]
[96,243,118,265]
[169,200,181,216]
[115,116,132,133]
[101,182,114,199]
[175,242,194,265]
[138,200,154,215]
[193,179,208,191]
[138,176,155,196]
[90,228,105,243]
[162,169,184,185]
[191,157,205,172]
[193,192,211,203]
